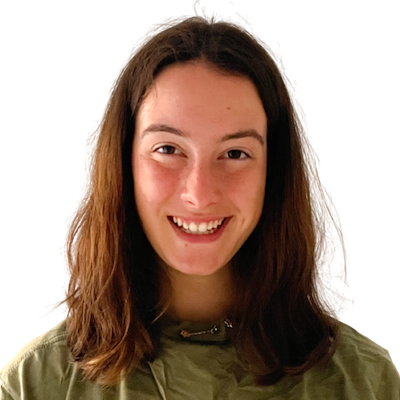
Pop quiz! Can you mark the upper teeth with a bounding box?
[172,217,224,233]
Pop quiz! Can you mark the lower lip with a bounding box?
[169,217,230,243]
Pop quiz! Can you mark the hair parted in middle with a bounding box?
[65,16,343,386]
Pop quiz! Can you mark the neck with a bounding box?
[161,264,234,322]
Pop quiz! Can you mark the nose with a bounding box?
[180,160,221,209]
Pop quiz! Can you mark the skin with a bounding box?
[132,62,267,321]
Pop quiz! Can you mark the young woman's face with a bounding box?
[132,62,267,276]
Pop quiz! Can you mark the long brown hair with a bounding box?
[65,16,344,385]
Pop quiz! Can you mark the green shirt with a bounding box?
[1,320,399,399]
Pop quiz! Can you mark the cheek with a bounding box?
[134,158,179,206]
[226,167,266,212]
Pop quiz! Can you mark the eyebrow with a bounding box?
[142,123,265,145]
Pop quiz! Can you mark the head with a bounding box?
[123,23,296,284]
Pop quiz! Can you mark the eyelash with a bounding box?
[154,145,250,160]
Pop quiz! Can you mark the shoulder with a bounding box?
[1,319,67,370]
[304,322,400,399]
[336,322,397,371]
[0,321,72,399]
[0,321,161,400]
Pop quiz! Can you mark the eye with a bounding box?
[155,145,181,155]
[226,149,249,159]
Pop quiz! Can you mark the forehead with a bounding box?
[136,62,267,136]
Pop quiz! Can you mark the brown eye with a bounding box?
[227,150,248,159]
[156,145,178,154]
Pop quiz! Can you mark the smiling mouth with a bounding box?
[168,217,228,236]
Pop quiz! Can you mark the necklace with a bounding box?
[180,317,233,338]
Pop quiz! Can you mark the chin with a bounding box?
[173,264,228,276]
[182,267,224,276]
[165,258,229,276]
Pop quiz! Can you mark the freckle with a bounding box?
[226,106,231,110]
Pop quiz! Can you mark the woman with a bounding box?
[1,17,399,399]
